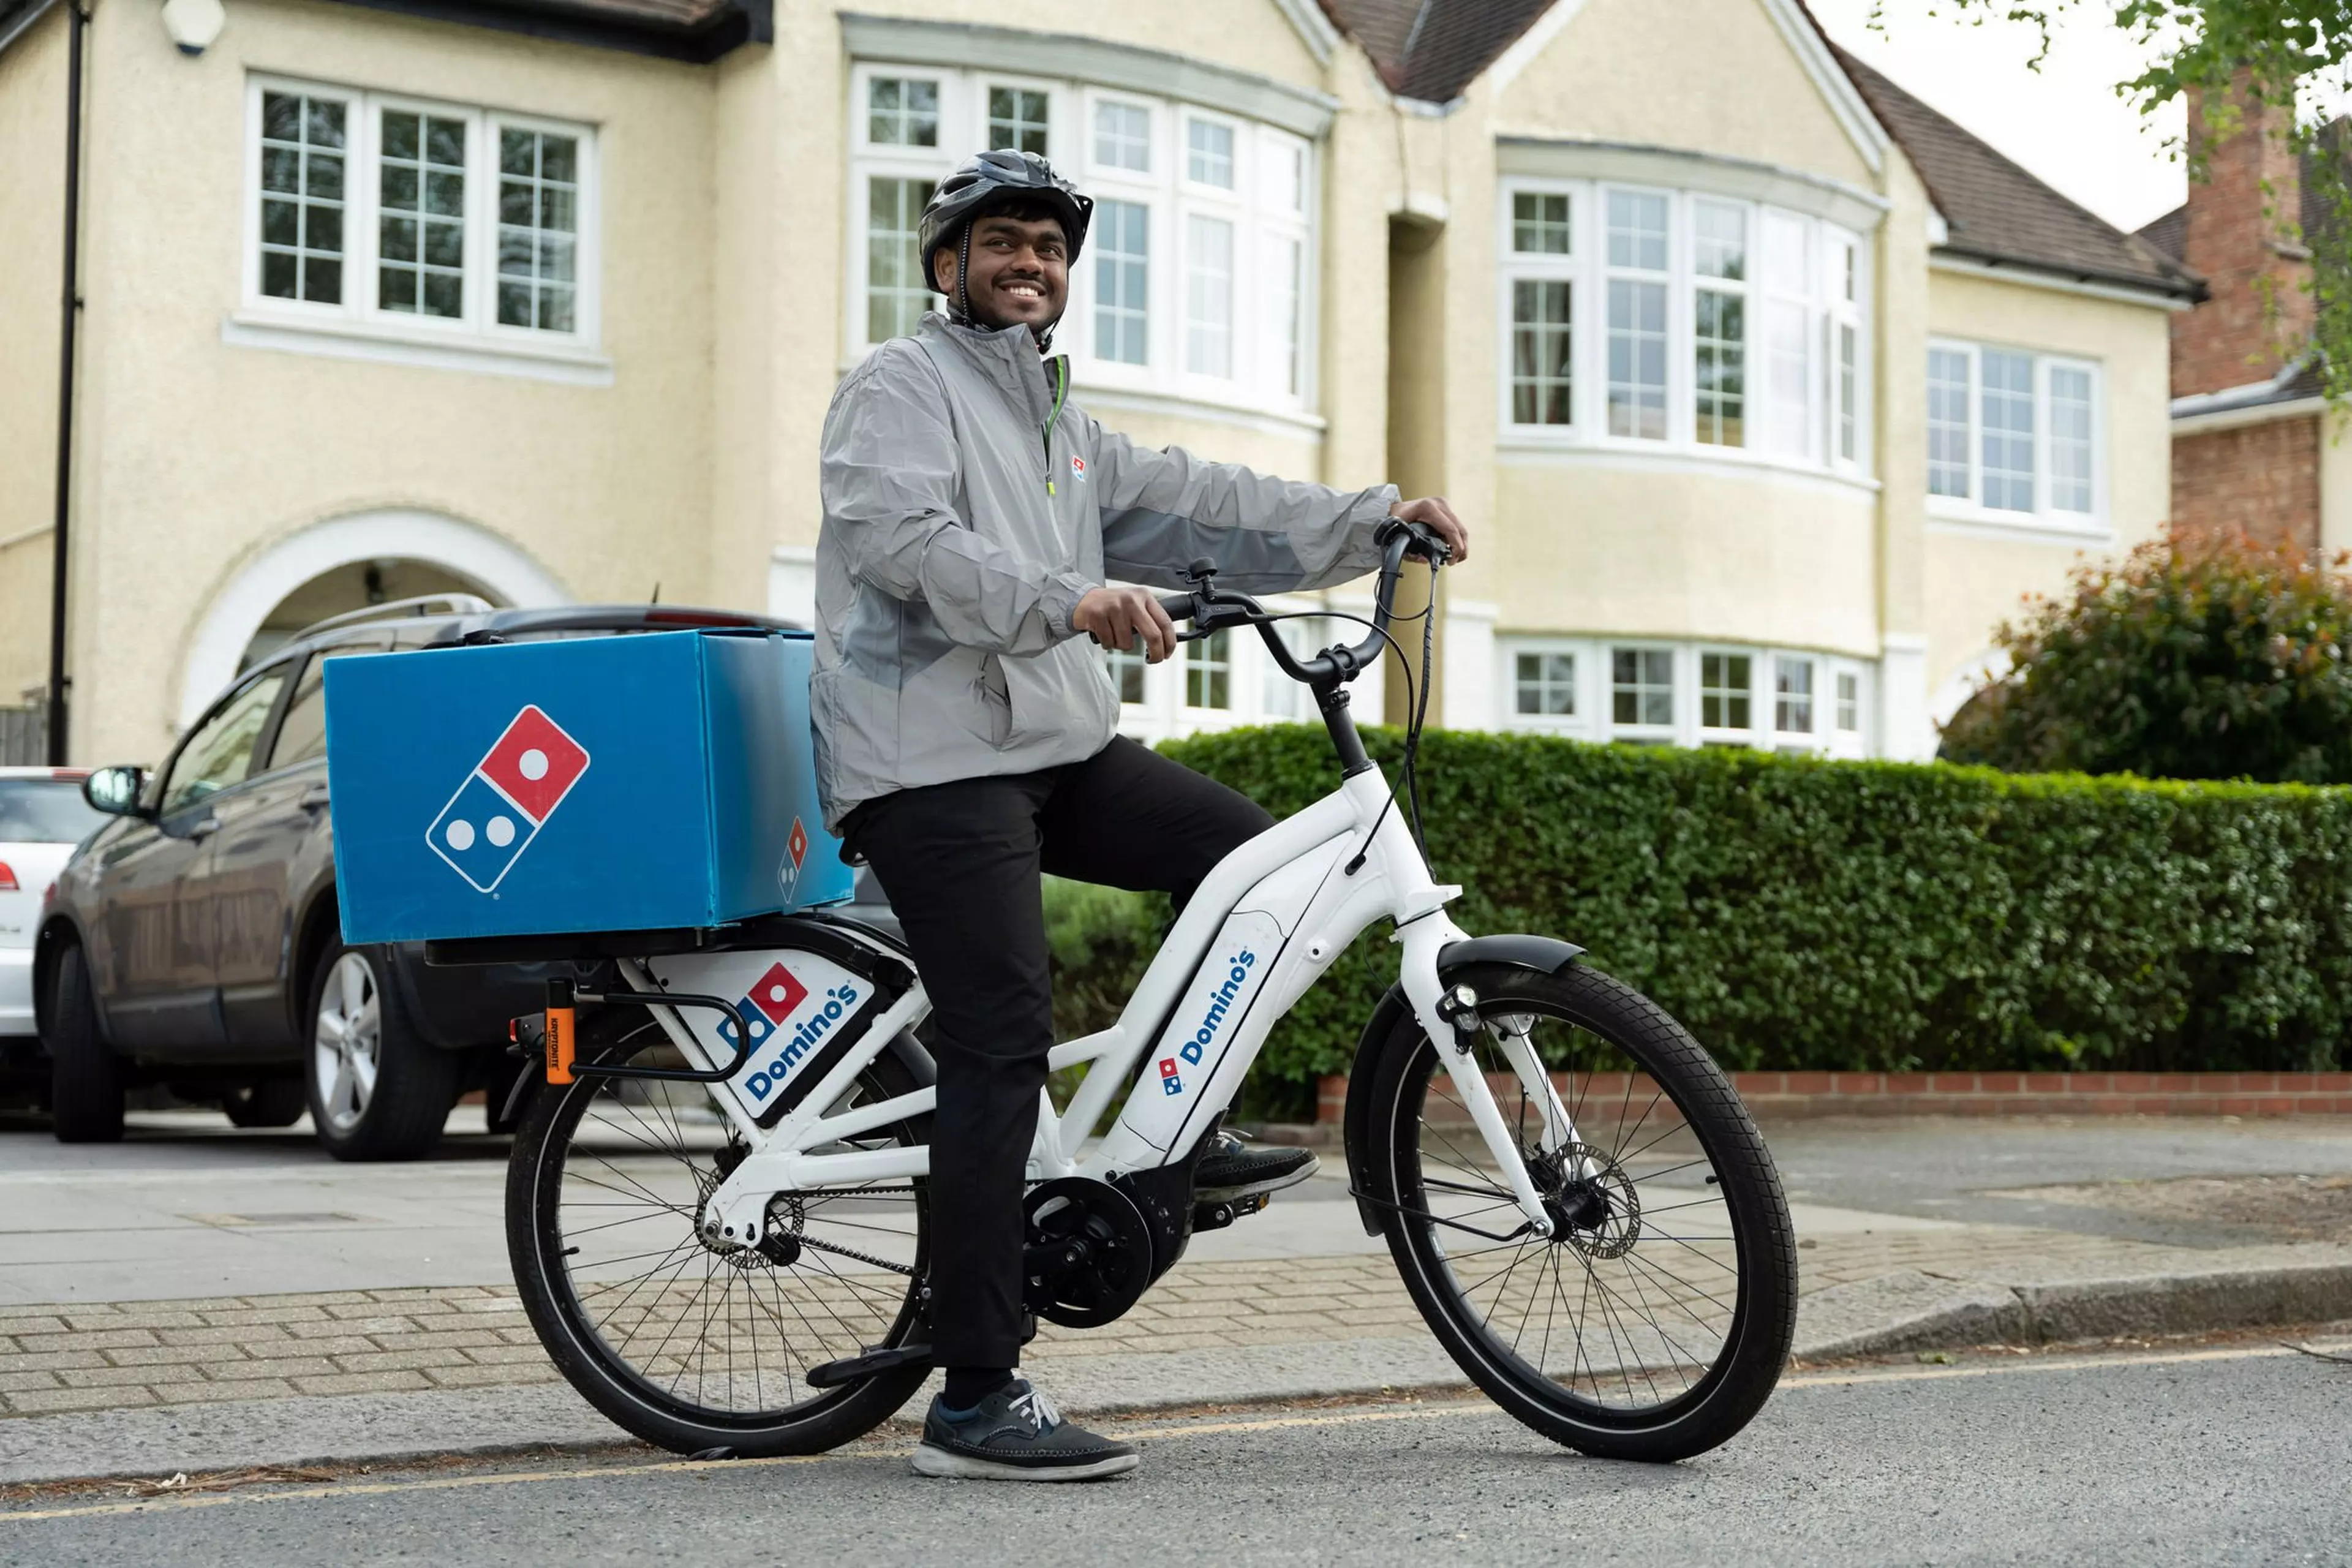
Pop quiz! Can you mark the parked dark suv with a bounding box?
[34,597,798,1159]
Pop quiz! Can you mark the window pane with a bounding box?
[1186,629,1231,709]
[1774,656,1814,734]
[1836,670,1860,732]
[1608,279,1667,439]
[1694,200,1744,279]
[1095,101,1149,172]
[987,87,1049,156]
[1512,191,1570,255]
[497,129,581,333]
[1510,279,1573,426]
[1762,298,1808,456]
[867,175,931,344]
[1981,349,2036,511]
[1606,190,1667,271]
[1611,648,1673,727]
[1513,651,1577,717]
[379,110,465,319]
[1267,140,1307,214]
[1700,652,1751,731]
[1107,644,1148,705]
[258,91,347,304]
[1928,347,1972,497]
[2050,365,2094,513]
[1185,213,1234,377]
[869,77,940,146]
[1093,199,1149,366]
[162,673,290,816]
[1187,119,1234,187]
[1271,233,1304,398]
[1838,322,1858,462]
[1695,290,1744,447]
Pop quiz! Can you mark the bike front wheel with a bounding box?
[507,1014,932,1457]
[1357,962,1796,1463]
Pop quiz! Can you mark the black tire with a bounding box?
[224,1078,307,1129]
[1357,962,1796,1463]
[304,943,461,1161]
[47,944,124,1144]
[508,1013,932,1458]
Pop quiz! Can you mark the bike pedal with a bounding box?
[804,1342,933,1389]
[1191,1190,1271,1232]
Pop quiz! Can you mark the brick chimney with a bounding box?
[2173,78,2315,399]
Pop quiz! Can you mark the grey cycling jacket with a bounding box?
[812,312,1398,832]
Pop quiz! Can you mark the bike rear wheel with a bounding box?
[507,1013,931,1457]
[1358,962,1796,1462]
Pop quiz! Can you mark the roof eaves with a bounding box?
[318,0,770,63]
[1936,241,2205,303]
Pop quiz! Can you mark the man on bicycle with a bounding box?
[815,149,1467,1481]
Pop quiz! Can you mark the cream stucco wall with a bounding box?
[2320,410,2352,559]
[0,6,67,715]
[67,0,720,763]
[1921,267,2175,705]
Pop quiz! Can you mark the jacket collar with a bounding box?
[919,312,1068,420]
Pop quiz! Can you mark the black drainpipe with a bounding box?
[45,0,86,766]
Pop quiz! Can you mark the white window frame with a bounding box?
[846,63,1316,419]
[239,75,600,355]
[1496,178,1871,481]
[1923,337,2107,531]
[1496,635,1875,756]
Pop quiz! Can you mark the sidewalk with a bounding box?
[4,1115,2350,1484]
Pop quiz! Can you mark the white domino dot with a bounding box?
[768,983,788,1005]
[486,816,516,848]
[445,820,475,852]
[518,748,550,782]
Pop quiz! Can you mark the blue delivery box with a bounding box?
[323,630,851,944]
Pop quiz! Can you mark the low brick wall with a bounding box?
[1307,1071,2352,1131]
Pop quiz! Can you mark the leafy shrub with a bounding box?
[1038,727,2352,1112]
[1943,537,2352,782]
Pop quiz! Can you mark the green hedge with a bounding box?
[1044,728,2352,1117]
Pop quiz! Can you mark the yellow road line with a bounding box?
[0,1342,2307,1524]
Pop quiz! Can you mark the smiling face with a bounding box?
[933,211,1069,340]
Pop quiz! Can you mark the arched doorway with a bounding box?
[180,509,569,727]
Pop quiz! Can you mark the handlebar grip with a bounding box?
[1157,592,1198,624]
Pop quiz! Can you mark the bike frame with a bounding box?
[666,755,1578,1253]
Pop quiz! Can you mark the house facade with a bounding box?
[0,0,2195,769]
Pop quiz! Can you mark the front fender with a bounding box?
[1340,935,1584,1235]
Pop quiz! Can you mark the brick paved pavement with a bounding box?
[6,1224,2342,1419]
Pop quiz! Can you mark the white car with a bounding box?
[0,768,109,1041]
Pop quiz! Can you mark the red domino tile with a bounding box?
[478,706,590,823]
[745,962,809,1025]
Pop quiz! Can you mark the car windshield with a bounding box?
[0,779,110,845]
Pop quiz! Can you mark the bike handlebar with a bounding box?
[1153,518,1449,691]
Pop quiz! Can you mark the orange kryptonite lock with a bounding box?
[545,979,576,1085]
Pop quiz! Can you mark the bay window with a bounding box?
[850,64,1314,415]
[244,77,597,348]
[1923,339,2103,524]
[1502,636,1875,756]
[1500,179,1868,475]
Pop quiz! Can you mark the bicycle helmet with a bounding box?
[918,149,1095,333]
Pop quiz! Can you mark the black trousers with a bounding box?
[842,736,1273,1371]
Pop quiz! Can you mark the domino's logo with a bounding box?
[1159,1057,1183,1096]
[721,961,864,1104]
[717,961,809,1056]
[426,706,591,894]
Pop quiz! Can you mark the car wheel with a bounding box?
[224,1078,307,1129]
[305,943,459,1161]
[48,944,124,1144]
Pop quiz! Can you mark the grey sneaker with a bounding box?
[910,1379,1138,1482]
[1195,1128,1319,1202]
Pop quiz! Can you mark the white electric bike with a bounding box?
[470,525,1796,1465]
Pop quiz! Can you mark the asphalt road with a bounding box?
[6,1343,2347,1566]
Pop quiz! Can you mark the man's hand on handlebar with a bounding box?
[1390,496,1469,565]
[1073,585,1179,662]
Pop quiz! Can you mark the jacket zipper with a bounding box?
[1041,356,1068,497]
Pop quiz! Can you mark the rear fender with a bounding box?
[1341,935,1584,1235]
